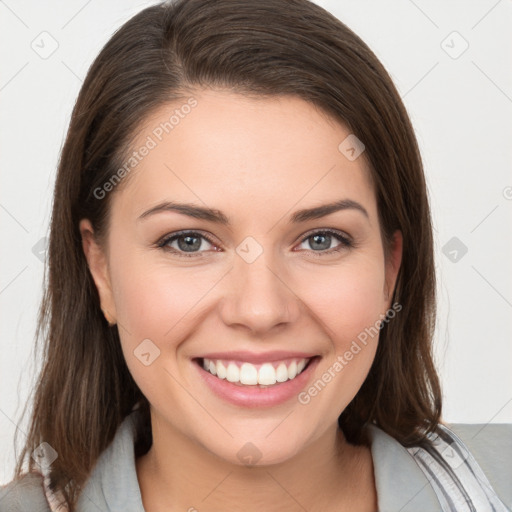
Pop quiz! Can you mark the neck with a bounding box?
[136,413,376,512]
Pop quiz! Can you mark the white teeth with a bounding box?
[216,361,227,379]
[201,357,310,386]
[240,362,258,385]
[258,363,277,385]
[288,361,297,380]
[276,363,288,382]
[226,363,239,383]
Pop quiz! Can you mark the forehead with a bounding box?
[110,89,377,225]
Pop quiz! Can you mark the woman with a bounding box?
[1,0,510,510]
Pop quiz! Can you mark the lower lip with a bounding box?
[194,357,320,408]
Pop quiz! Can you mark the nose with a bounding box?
[218,245,301,336]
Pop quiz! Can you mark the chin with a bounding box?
[202,430,310,468]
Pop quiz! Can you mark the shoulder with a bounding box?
[0,471,51,511]
[366,421,512,511]
[408,422,512,511]
[446,422,512,508]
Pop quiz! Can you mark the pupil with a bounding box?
[311,234,330,250]
[178,235,201,252]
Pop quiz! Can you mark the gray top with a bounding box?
[1,411,511,511]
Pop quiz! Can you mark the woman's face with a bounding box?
[81,89,402,465]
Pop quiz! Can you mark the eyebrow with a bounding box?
[137,199,369,224]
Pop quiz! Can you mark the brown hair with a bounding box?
[13,0,441,508]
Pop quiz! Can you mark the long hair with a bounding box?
[14,0,441,508]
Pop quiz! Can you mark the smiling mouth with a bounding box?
[195,357,316,387]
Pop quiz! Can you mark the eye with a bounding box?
[157,230,218,257]
[296,229,353,255]
[157,228,354,258]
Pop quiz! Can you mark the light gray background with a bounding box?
[1,0,511,485]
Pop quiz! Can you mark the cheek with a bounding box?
[291,257,387,419]
[111,243,387,350]
[109,248,228,360]
[109,254,212,400]
[295,256,387,346]
[112,262,210,334]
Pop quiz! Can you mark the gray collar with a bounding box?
[366,423,441,511]
[77,412,145,511]
[77,412,441,511]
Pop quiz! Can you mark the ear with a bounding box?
[383,229,403,305]
[79,218,117,325]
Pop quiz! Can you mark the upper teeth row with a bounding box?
[202,358,309,385]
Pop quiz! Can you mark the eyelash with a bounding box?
[156,229,354,258]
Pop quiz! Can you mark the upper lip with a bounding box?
[195,351,317,364]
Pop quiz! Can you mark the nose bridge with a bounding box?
[220,235,299,334]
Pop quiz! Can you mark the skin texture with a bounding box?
[80,89,402,511]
